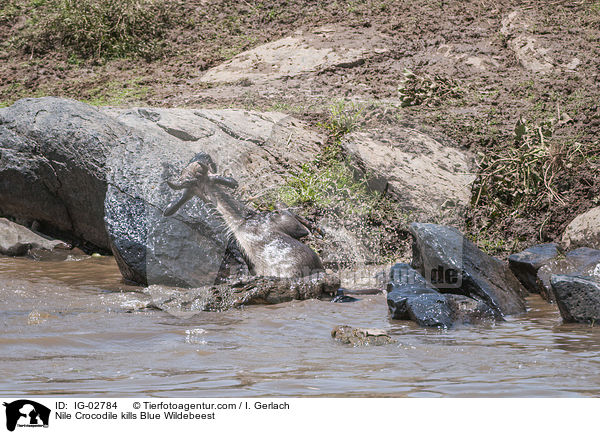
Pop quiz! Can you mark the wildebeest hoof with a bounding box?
[331,288,360,303]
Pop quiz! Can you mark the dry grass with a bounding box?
[6,0,177,60]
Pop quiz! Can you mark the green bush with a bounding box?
[472,115,587,215]
[16,0,177,60]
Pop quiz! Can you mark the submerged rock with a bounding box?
[550,275,600,324]
[445,294,498,325]
[331,288,360,303]
[409,223,527,316]
[508,243,560,293]
[331,325,395,346]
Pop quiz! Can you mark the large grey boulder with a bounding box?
[0,97,128,250]
[550,275,600,324]
[409,223,527,316]
[508,243,560,293]
[0,218,68,256]
[562,207,600,250]
[102,107,324,286]
[101,107,323,202]
[0,98,326,287]
[342,128,475,228]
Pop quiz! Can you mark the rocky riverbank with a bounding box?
[2,0,600,329]
[2,1,600,254]
[1,96,600,326]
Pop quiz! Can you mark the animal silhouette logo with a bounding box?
[3,400,50,431]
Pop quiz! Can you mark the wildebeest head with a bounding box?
[164,160,238,216]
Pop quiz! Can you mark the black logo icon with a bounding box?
[3,400,50,432]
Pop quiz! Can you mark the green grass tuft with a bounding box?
[82,78,149,106]
[319,99,365,140]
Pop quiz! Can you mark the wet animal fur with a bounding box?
[164,158,324,278]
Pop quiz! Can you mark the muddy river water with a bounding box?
[1,255,599,397]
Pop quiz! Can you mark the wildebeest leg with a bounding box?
[164,188,193,216]
[275,202,323,237]
[292,212,324,236]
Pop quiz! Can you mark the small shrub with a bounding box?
[16,0,177,60]
[472,115,587,216]
[398,68,462,107]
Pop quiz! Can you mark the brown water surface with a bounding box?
[1,256,599,397]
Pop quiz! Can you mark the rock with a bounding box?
[536,260,573,302]
[500,9,582,74]
[508,243,560,293]
[1,97,327,286]
[428,43,500,74]
[102,107,324,286]
[199,27,388,84]
[409,223,527,316]
[508,35,554,73]
[0,218,69,257]
[387,263,499,328]
[445,294,498,325]
[27,309,57,325]
[550,275,600,324]
[101,107,323,201]
[145,273,340,317]
[331,325,395,346]
[318,222,379,266]
[0,97,128,250]
[536,248,600,301]
[562,206,600,250]
[387,263,454,328]
[500,10,553,73]
[464,55,500,71]
[565,248,600,270]
[341,128,475,228]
